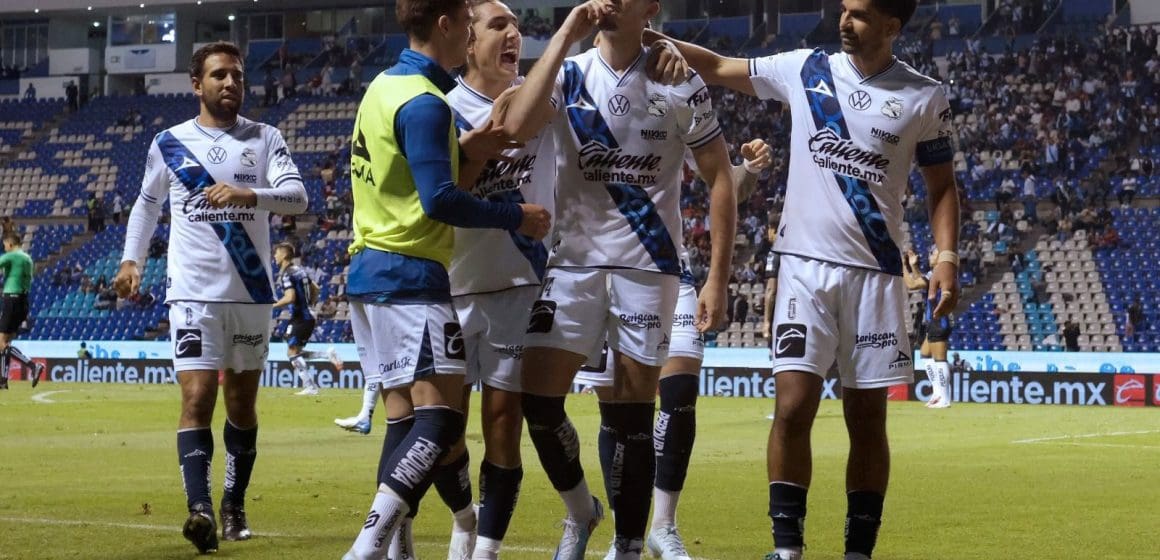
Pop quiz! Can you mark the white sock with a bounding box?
[358,381,379,420]
[560,479,595,521]
[933,361,952,402]
[292,357,315,388]
[773,547,803,560]
[389,517,415,560]
[472,536,502,559]
[845,553,871,560]
[651,487,680,528]
[349,485,409,559]
[924,361,943,402]
[451,504,476,533]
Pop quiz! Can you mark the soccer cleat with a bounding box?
[553,497,604,560]
[762,550,802,560]
[335,415,372,434]
[30,362,44,388]
[328,346,343,371]
[182,503,219,554]
[925,395,951,409]
[220,503,252,541]
[295,386,319,396]
[647,525,692,560]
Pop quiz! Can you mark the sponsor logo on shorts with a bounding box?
[889,350,912,370]
[380,356,414,374]
[674,313,696,328]
[1114,374,1145,406]
[527,300,557,333]
[175,329,202,358]
[495,344,523,360]
[619,313,662,329]
[774,323,806,359]
[232,333,265,347]
[855,332,898,350]
[443,323,465,360]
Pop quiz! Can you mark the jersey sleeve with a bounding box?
[265,128,303,189]
[672,73,723,149]
[914,87,956,167]
[747,50,805,102]
[122,136,170,265]
[255,127,309,214]
[547,65,566,113]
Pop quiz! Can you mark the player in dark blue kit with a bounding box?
[273,242,341,395]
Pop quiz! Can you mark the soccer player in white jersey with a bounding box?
[501,1,737,558]
[644,0,962,557]
[573,139,773,560]
[113,41,308,555]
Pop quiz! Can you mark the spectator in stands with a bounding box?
[1126,297,1145,337]
[80,274,93,294]
[1009,252,1025,276]
[996,173,1017,211]
[947,15,960,37]
[950,353,972,374]
[1029,274,1048,305]
[117,109,142,126]
[23,83,35,101]
[348,55,362,92]
[1062,320,1081,352]
[263,70,277,107]
[53,266,69,286]
[280,68,297,101]
[1021,168,1038,224]
[112,193,124,225]
[69,262,84,285]
[66,81,79,112]
[316,297,338,320]
[93,288,117,311]
[320,64,334,96]
[1094,223,1121,250]
[1051,176,1074,216]
[77,342,93,359]
[731,288,749,325]
[1117,173,1138,208]
[86,193,103,233]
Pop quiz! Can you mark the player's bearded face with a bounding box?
[838,0,891,55]
[467,1,521,82]
[195,53,244,120]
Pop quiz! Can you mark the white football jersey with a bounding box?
[135,117,302,303]
[748,49,954,276]
[447,77,556,296]
[547,46,723,275]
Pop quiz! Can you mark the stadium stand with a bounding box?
[0,4,1155,353]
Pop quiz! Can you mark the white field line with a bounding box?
[30,390,69,404]
[0,516,720,559]
[1012,429,1160,444]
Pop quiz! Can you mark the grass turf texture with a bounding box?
[1,384,1157,559]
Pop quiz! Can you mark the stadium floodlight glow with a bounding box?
[228,14,236,21]
[92,21,101,27]
[34,8,39,12]
[139,3,145,8]
[87,6,92,10]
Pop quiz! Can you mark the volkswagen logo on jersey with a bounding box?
[175,329,203,358]
[608,94,631,116]
[849,90,872,111]
[774,323,807,359]
[881,96,903,119]
[207,146,228,164]
[443,323,465,360]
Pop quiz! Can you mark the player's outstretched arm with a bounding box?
[642,29,755,96]
[922,161,961,317]
[501,0,614,141]
[692,135,737,332]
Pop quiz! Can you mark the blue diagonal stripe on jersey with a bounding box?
[562,61,679,275]
[156,131,275,302]
[799,51,902,275]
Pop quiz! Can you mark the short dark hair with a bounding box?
[274,242,296,258]
[3,232,20,246]
[189,41,242,80]
[872,0,917,29]
[397,0,467,42]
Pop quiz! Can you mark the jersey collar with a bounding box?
[844,53,898,84]
[394,48,457,94]
[595,47,645,88]
[455,76,495,105]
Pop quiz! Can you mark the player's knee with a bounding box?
[772,402,817,435]
[521,393,565,428]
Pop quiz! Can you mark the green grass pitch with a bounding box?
[1,384,1158,559]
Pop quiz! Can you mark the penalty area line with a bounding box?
[30,390,70,404]
[1012,429,1160,444]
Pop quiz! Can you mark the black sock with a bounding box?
[599,401,656,541]
[845,491,884,558]
[655,375,698,492]
[177,428,214,511]
[433,449,473,514]
[377,415,415,486]
[380,407,464,512]
[222,420,258,506]
[522,394,584,491]
[477,460,522,540]
[769,482,808,549]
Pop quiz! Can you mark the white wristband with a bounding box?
[742,158,761,175]
[936,250,960,267]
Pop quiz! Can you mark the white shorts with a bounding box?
[524,267,678,368]
[771,254,913,389]
[350,301,466,390]
[169,302,272,373]
[574,282,702,388]
[454,286,538,393]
